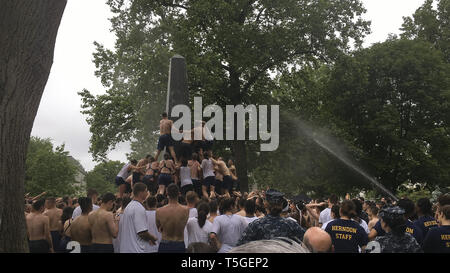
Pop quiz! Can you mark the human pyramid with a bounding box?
[24,112,450,254]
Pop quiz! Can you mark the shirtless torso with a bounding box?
[69,215,92,247]
[26,212,53,253]
[160,159,175,175]
[88,208,118,245]
[156,202,189,242]
[188,160,201,180]
[160,118,173,135]
[44,208,62,232]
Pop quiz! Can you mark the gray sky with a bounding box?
[31,0,427,171]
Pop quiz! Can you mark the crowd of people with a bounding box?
[24,112,450,253]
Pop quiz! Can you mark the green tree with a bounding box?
[401,0,450,62]
[325,38,450,193]
[80,0,370,192]
[25,137,79,197]
[85,160,124,195]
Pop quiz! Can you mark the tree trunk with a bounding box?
[233,141,249,193]
[0,0,67,252]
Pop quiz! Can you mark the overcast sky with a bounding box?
[30,0,427,171]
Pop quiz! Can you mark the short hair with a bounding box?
[331,205,340,219]
[397,198,415,218]
[167,183,179,199]
[61,207,74,224]
[146,196,157,209]
[417,198,433,215]
[164,153,170,160]
[238,197,247,209]
[329,194,338,205]
[186,191,198,204]
[145,154,151,159]
[438,193,450,207]
[181,158,188,167]
[133,182,147,196]
[46,197,56,203]
[369,205,379,216]
[209,199,218,213]
[32,199,46,211]
[340,200,357,218]
[162,112,168,118]
[439,205,450,219]
[219,198,234,214]
[244,199,256,215]
[78,197,92,214]
[130,159,138,165]
[87,189,98,198]
[352,199,363,216]
[102,193,116,204]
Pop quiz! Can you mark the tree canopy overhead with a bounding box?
[80,0,371,192]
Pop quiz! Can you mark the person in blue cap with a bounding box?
[236,189,305,246]
[367,206,422,253]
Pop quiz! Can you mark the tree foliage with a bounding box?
[25,137,79,197]
[85,160,124,195]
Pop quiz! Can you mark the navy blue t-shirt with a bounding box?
[414,215,438,239]
[325,219,369,253]
[374,219,423,245]
[423,225,450,253]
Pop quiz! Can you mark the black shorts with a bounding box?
[143,175,157,194]
[214,179,222,194]
[223,175,233,192]
[192,179,202,195]
[50,231,61,251]
[204,140,214,151]
[193,140,205,152]
[115,176,126,187]
[202,176,215,187]
[181,184,194,196]
[158,240,186,253]
[132,172,142,184]
[158,173,172,187]
[124,182,132,193]
[29,240,50,253]
[90,243,114,253]
[81,245,91,253]
[157,134,174,151]
[178,142,193,159]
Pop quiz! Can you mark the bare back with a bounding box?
[188,160,201,179]
[156,203,189,241]
[26,213,49,241]
[88,209,116,244]
[69,215,92,246]
[44,208,62,231]
[160,119,173,135]
[218,161,231,176]
[160,159,174,174]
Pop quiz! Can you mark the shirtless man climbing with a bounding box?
[154,112,177,163]
[157,153,176,196]
[44,197,63,252]
[26,199,53,253]
[88,193,118,253]
[156,183,189,253]
[69,197,93,253]
[211,157,232,198]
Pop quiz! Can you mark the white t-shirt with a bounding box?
[321,219,334,230]
[357,219,370,234]
[186,217,213,246]
[244,216,259,225]
[201,159,215,178]
[71,204,99,220]
[319,207,331,224]
[117,163,131,179]
[212,214,248,253]
[180,166,193,187]
[118,200,149,253]
[144,210,162,253]
[184,208,199,248]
